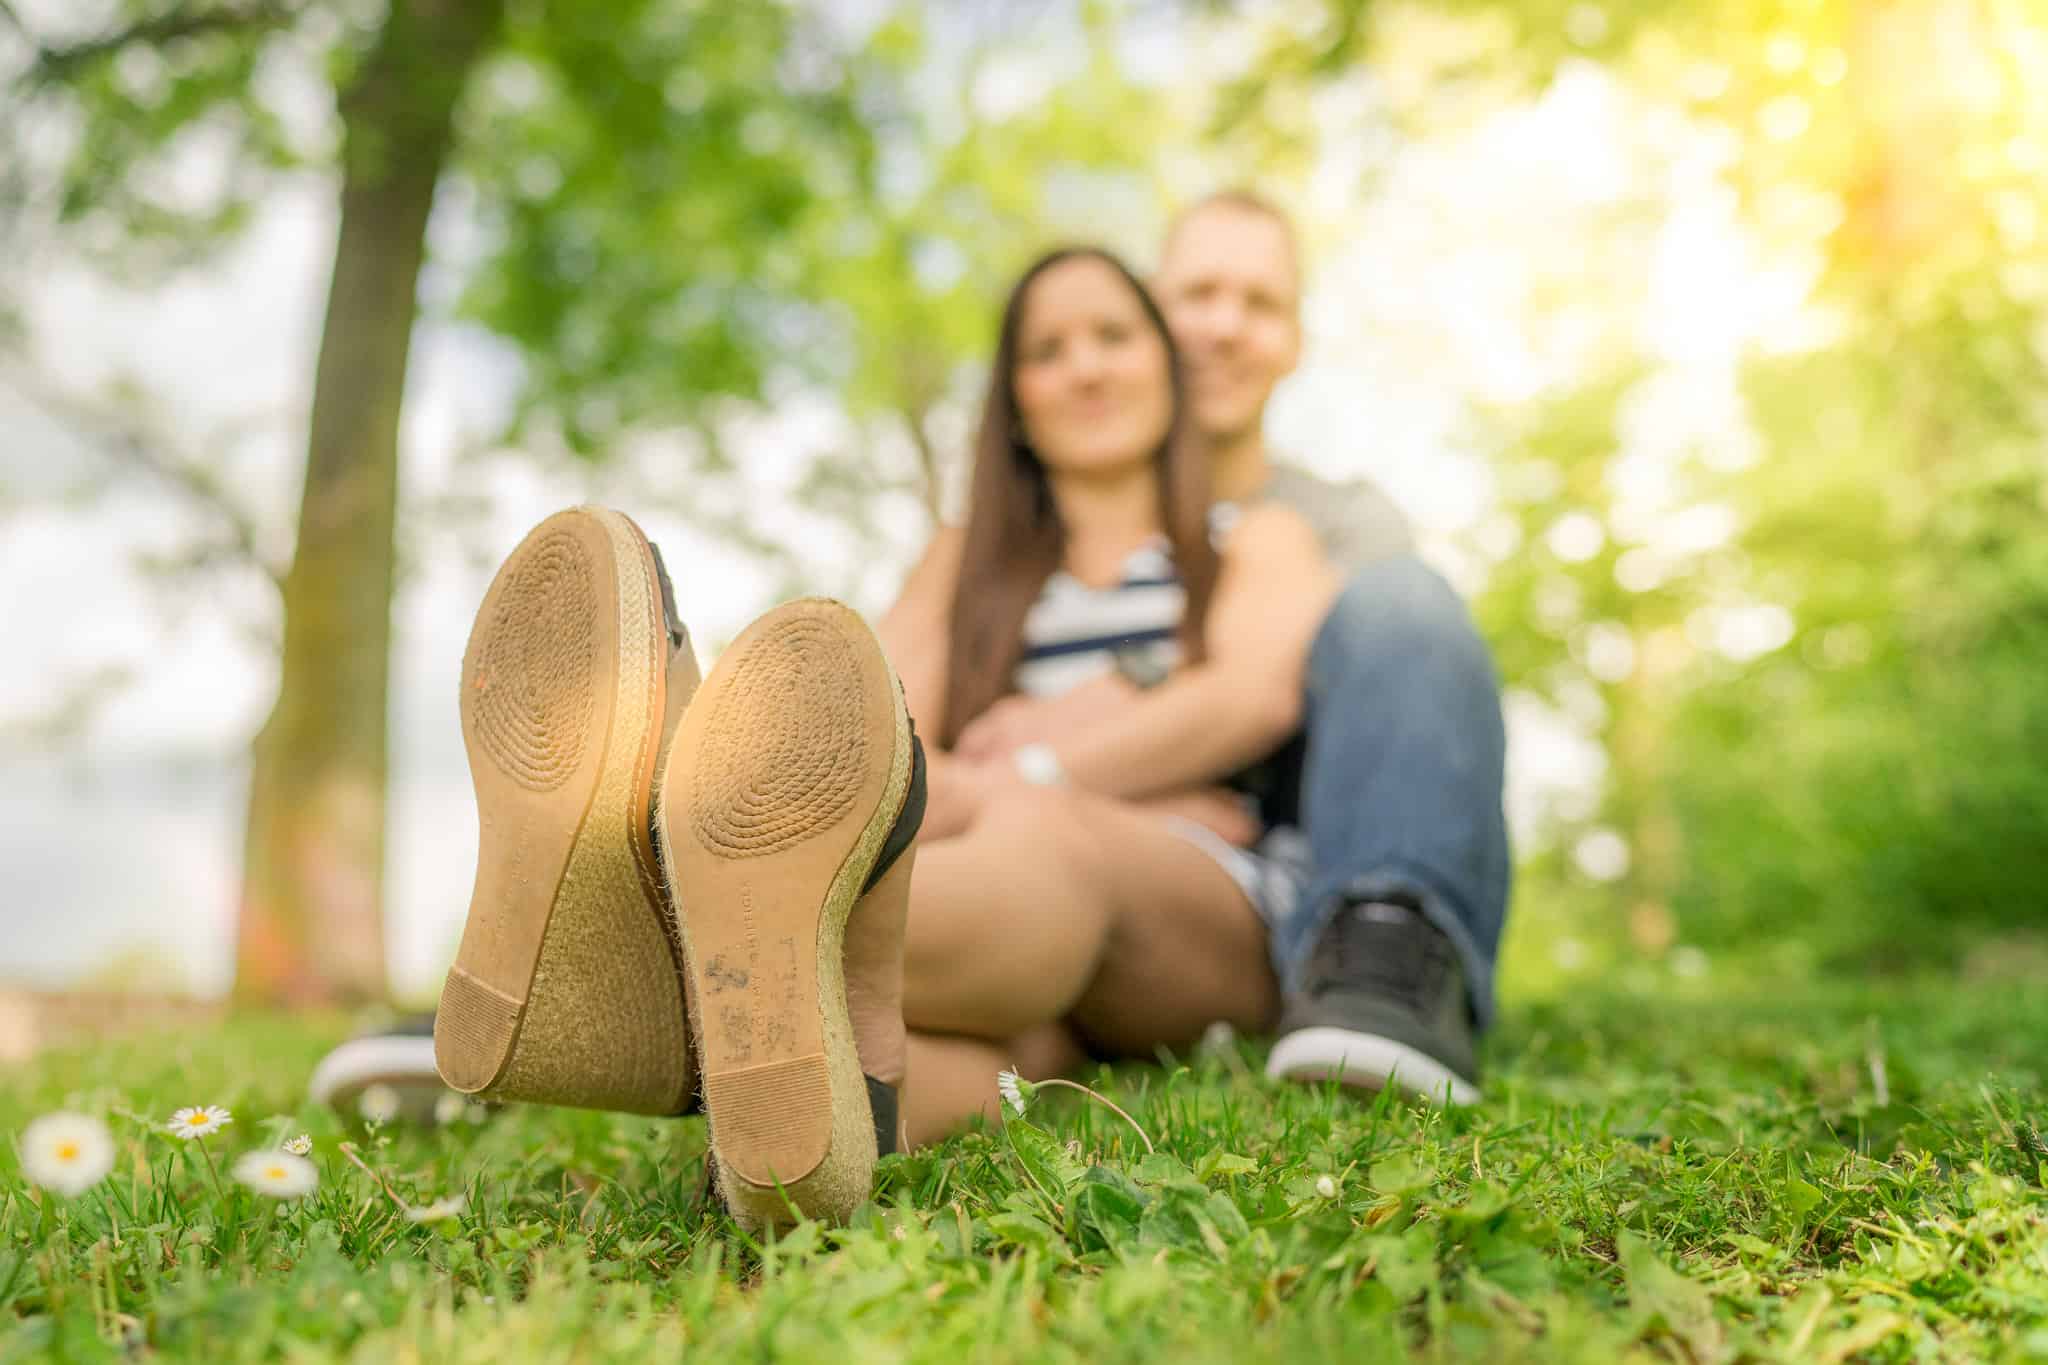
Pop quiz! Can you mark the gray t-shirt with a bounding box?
[1259,463,1413,571]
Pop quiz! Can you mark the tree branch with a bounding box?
[10,371,288,587]
[0,662,135,750]
[24,0,296,88]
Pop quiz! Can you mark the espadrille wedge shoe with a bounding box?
[657,597,926,1228]
[435,506,701,1117]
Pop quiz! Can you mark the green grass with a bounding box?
[4,970,2047,1363]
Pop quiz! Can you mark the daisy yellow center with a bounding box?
[56,1141,79,1162]
[266,1165,286,1180]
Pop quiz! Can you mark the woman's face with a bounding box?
[1011,256,1174,480]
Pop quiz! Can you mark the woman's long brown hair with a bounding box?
[939,247,1220,749]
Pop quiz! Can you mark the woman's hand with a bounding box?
[920,750,1017,842]
[953,674,1138,761]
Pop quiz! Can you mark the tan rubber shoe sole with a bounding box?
[435,506,699,1116]
[658,598,913,1228]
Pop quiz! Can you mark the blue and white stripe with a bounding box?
[1013,540,1185,697]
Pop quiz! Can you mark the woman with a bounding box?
[351,246,1338,1229]
[871,246,1340,1145]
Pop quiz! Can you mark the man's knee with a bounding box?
[1309,554,1496,690]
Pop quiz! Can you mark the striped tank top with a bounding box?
[1011,505,1239,698]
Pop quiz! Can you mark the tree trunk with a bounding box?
[235,0,501,1005]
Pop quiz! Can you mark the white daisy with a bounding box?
[1315,1174,1339,1200]
[282,1134,313,1157]
[166,1105,232,1140]
[20,1112,115,1197]
[996,1069,1034,1117]
[357,1084,400,1124]
[231,1150,318,1199]
[433,1092,467,1126]
[404,1194,466,1223]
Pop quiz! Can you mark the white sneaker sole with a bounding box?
[1265,1026,1481,1106]
[309,1036,449,1117]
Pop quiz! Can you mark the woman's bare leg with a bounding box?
[903,1023,1087,1148]
[903,787,1275,1046]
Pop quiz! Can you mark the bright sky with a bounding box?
[0,19,1817,999]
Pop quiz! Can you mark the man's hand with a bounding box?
[1053,504,1338,800]
[953,674,1140,761]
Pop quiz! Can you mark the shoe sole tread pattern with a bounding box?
[659,598,911,1229]
[435,506,696,1117]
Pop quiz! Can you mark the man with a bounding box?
[947,192,1509,1102]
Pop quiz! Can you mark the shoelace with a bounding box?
[1307,902,1452,1013]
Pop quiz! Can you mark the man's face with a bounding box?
[1155,205,1303,447]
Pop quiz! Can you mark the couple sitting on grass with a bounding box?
[319,192,1511,1229]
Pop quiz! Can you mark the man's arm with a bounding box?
[991,504,1339,801]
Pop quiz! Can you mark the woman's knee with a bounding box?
[902,784,1112,1012]
[1010,1021,1088,1080]
[973,783,1104,873]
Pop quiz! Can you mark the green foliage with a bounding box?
[3,1,1176,549]
[4,1,337,277]
[808,13,1173,417]
[4,980,2047,1360]
[453,1,881,454]
[1258,0,2048,977]
[1659,286,2048,971]
[1472,238,2048,977]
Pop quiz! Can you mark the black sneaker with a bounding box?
[1264,900,1481,1105]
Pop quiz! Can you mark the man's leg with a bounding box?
[1269,553,1510,1097]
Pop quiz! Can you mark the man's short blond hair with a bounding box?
[1161,189,1303,294]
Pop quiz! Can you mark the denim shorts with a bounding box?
[1160,819,1310,930]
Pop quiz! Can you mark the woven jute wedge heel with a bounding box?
[658,597,923,1227]
[434,506,700,1116]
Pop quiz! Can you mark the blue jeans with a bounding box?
[1270,554,1511,1031]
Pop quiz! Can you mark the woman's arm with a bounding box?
[875,524,965,742]
[1025,503,1340,801]
[877,525,1005,837]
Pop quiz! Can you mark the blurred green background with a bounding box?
[0,0,2041,1016]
